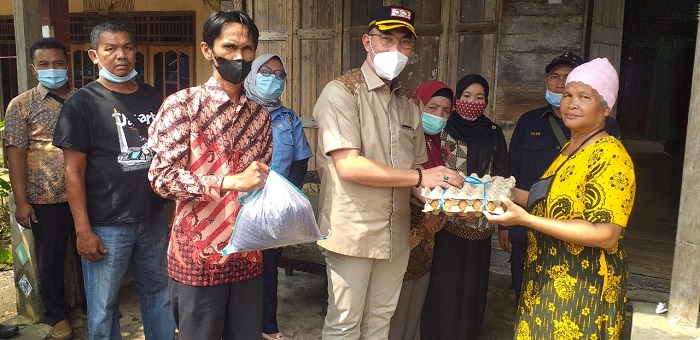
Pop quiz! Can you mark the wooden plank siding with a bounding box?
[250,0,342,171]
[443,0,500,121]
[394,0,448,91]
[248,0,626,162]
[587,0,625,91]
[494,0,586,128]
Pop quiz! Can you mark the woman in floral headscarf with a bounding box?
[486,58,636,339]
[421,74,509,339]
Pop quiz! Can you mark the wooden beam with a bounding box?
[13,0,42,93]
[0,61,4,120]
[668,23,700,327]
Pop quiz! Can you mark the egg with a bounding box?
[458,200,468,210]
[487,201,496,211]
[444,201,454,210]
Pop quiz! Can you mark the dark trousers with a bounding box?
[31,202,81,326]
[169,276,262,340]
[510,241,527,303]
[262,247,283,334]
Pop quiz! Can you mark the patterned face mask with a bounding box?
[455,99,487,121]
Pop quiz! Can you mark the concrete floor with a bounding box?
[2,140,699,339]
[2,246,699,339]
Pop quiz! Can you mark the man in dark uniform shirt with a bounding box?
[503,52,620,302]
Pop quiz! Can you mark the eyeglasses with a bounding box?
[368,34,416,49]
[259,66,286,80]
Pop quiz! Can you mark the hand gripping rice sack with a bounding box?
[217,170,324,254]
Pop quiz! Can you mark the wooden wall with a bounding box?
[250,0,504,169]
[249,0,627,161]
[587,0,624,80]
[494,0,587,133]
[249,0,343,170]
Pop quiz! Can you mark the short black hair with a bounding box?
[202,10,259,49]
[90,21,134,50]
[29,38,68,60]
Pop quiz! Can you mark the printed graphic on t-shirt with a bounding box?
[112,108,155,172]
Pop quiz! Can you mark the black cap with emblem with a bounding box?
[545,52,584,73]
[368,6,416,38]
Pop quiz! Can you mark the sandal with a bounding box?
[262,332,293,340]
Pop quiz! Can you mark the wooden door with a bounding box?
[251,0,342,171]
[586,0,624,71]
[394,0,450,91]
[69,44,98,89]
[150,46,195,100]
[587,0,624,117]
[446,0,500,116]
[248,0,292,106]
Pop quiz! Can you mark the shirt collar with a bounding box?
[36,82,75,100]
[360,61,402,92]
[538,104,558,119]
[205,77,249,105]
[269,106,289,119]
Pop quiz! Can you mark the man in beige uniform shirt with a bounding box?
[312,6,463,339]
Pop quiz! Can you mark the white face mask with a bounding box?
[370,43,409,80]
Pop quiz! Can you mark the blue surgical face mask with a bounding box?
[36,69,68,89]
[94,54,138,83]
[545,89,562,108]
[255,74,285,99]
[99,67,138,83]
[421,112,448,135]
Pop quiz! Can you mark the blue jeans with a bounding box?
[82,209,175,339]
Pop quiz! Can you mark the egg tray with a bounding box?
[420,173,516,216]
[424,198,504,216]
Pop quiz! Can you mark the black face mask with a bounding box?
[213,56,252,85]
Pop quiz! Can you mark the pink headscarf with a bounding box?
[565,58,619,108]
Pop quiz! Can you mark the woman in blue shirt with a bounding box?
[245,54,313,340]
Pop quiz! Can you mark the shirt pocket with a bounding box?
[274,125,294,146]
[397,126,415,168]
[522,141,548,172]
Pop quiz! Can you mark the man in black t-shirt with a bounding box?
[52,21,175,339]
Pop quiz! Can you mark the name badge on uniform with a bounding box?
[531,131,541,136]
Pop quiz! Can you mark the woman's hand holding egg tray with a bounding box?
[421,173,516,217]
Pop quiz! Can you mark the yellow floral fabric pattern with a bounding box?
[516,137,635,340]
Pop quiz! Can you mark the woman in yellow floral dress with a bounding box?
[485,58,635,340]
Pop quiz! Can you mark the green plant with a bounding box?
[0,185,10,244]
[0,121,12,251]
[0,169,10,199]
[0,246,11,270]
